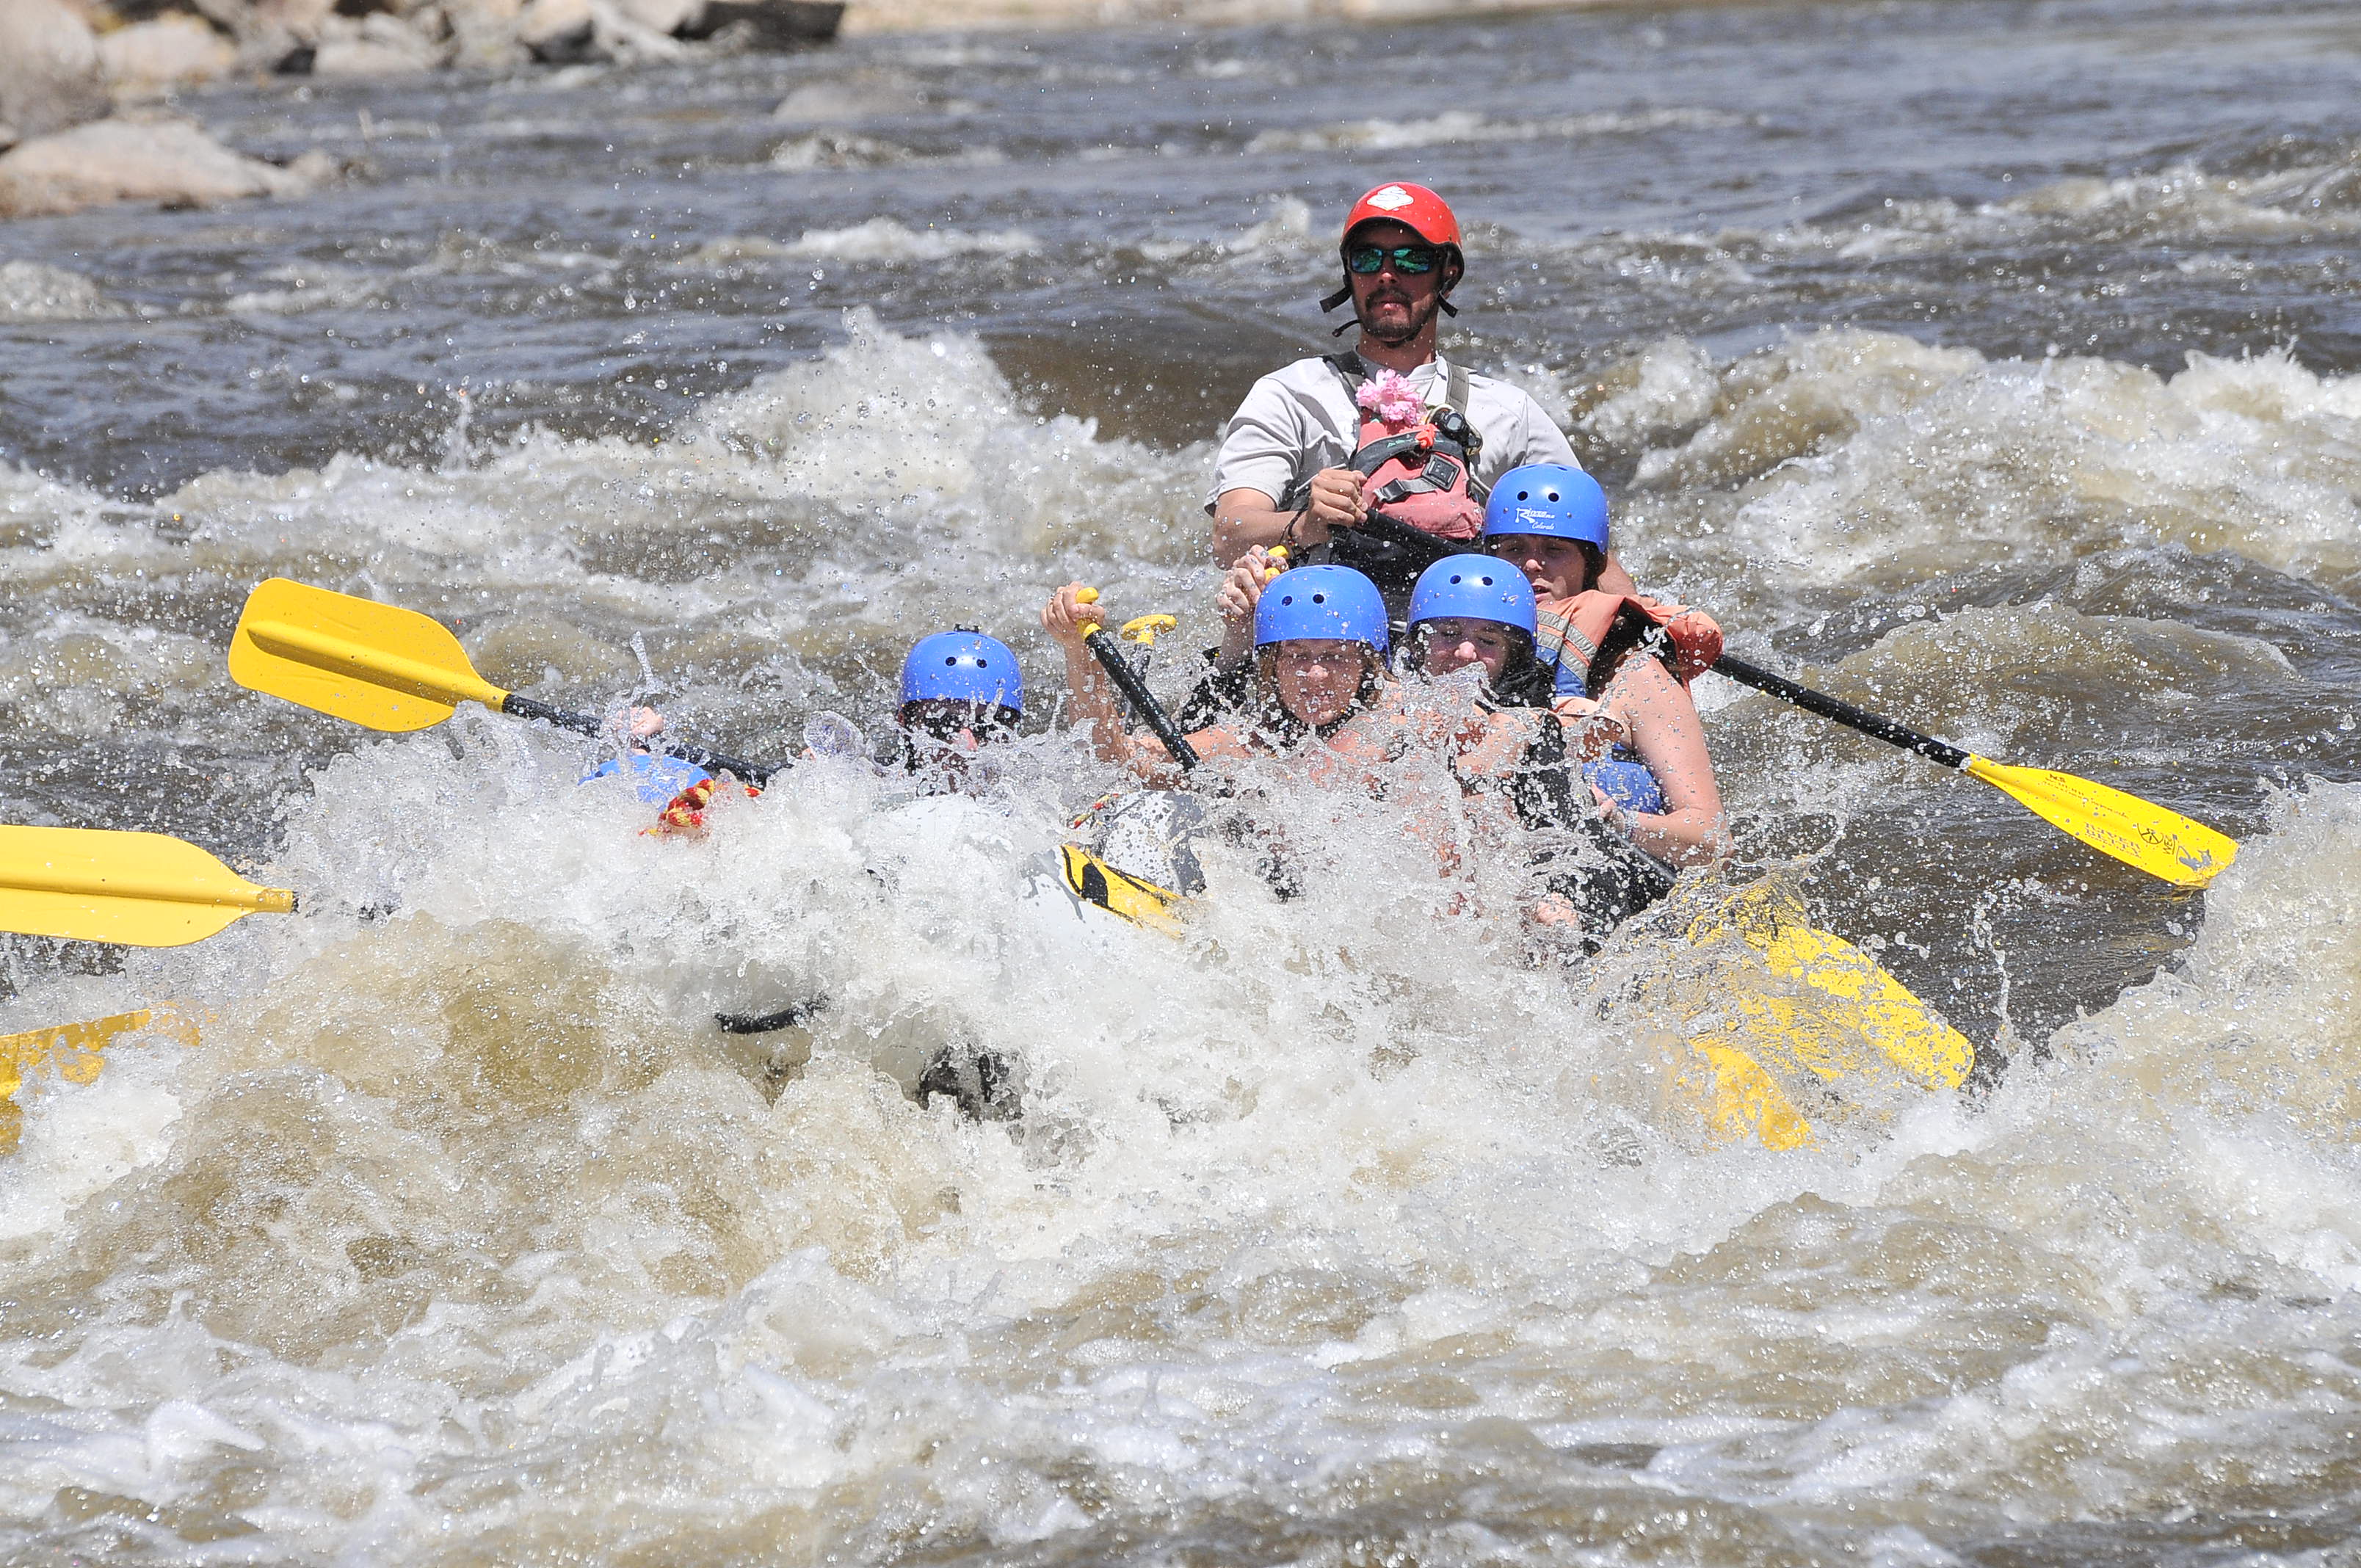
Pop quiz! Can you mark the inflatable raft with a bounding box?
[0,796,1975,1159]
[1048,791,1977,1151]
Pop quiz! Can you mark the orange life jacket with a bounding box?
[1534,590,1724,700]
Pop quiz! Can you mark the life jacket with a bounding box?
[1535,590,1724,819]
[1535,590,1722,702]
[1332,355,1486,542]
[1282,355,1487,605]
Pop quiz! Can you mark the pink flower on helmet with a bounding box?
[1355,370,1424,430]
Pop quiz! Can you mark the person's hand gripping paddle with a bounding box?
[1073,587,1200,772]
[230,578,778,782]
[1711,653,2237,889]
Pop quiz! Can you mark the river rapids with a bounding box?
[5,0,2361,1561]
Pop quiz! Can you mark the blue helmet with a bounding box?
[1255,565,1389,656]
[900,629,1023,716]
[1481,463,1609,553]
[1407,553,1537,637]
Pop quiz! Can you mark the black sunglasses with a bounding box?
[1346,242,1440,277]
[901,700,1017,743]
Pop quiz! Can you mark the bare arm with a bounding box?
[1600,655,1727,865]
[1595,551,1640,597]
[1211,472,1366,567]
[1040,582,1203,785]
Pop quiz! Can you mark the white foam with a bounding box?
[768,131,1003,170]
[1245,106,1745,154]
[222,262,382,316]
[0,1039,186,1241]
[0,260,128,322]
[778,218,1040,262]
[1592,330,2361,598]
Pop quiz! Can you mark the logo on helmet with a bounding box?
[1366,185,1415,211]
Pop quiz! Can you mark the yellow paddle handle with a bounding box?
[1265,545,1288,579]
[1120,614,1177,648]
[1074,585,1103,642]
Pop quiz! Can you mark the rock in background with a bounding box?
[0,115,331,216]
[1,0,114,145]
[0,0,331,217]
[64,0,842,79]
[96,13,239,92]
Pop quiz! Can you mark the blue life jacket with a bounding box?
[581,752,711,803]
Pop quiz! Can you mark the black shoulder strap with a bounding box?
[1324,352,1366,393]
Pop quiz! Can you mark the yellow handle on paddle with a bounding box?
[1120,614,1178,648]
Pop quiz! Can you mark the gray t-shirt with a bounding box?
[1205,353,1579,512]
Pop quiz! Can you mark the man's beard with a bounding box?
[1357,289,1440,346]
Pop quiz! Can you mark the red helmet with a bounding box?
[1339,182,1462,252]
[1323,181,1465,321]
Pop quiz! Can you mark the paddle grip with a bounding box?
[499,694,780,785]
[1082,629,1200,772]
[1711,654,1970,772]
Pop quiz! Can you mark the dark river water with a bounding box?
[4,0,2361,1560]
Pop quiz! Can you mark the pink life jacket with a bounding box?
[1332,354,1485,542]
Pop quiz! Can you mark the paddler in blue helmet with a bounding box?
[1396,551,1556,708]
[1481,465,1726,865]
[1393,553,1678,934]
[892,627,1023,780]
[1042,563,1395,785]
[645,626,1027,834]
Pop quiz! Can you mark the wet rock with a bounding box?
[98,14,239,91]
[202,0,337,72]
[687,0,841,47]
[613,0,703,32]
[587,0,689,58]
[514,0,593,59]
[441,0,528,65]
[0,115,322,217]
[311,10,442,71]
[0,0,112,148]
[517,0,684,63]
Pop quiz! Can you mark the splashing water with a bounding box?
[6,0,2361,1559]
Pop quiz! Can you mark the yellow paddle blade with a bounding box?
[1692,1042,1815,1153]
[1962,755,2237,890]
[230,577,510,733]
[1,1006,203,1155]
[0,826,297,947]
[1684,879,1976,1091]
[1750,924,1974,1091]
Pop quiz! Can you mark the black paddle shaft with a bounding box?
[1081,629,1200,772]
[500,694,781,785]
[1711,654,1970,772]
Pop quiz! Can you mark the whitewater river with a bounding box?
[5,0,2361,1558]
